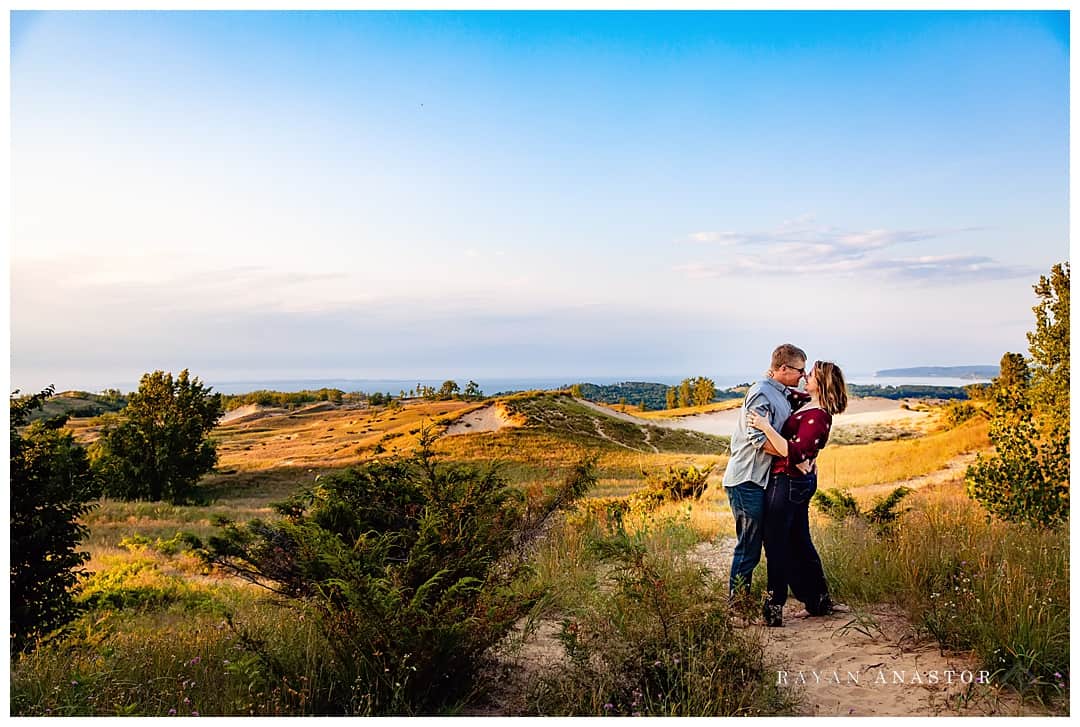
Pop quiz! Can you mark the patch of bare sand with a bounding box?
[443,403,521,436]
[467,619,569,716]
[834,397,930,429]
[218,404,288,425]
[619,396,928,439]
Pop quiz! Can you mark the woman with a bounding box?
[747,360,849,627]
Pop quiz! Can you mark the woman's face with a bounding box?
[805,365,819,395]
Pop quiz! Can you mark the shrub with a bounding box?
[528,518,794,716]
[569,466,713,533]
[810,488,860,521]
[197,434,593,714]
[650,465,713,501]
[942,401,978,427]
[812,486,912,535]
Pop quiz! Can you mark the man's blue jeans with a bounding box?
[726,481,766,597]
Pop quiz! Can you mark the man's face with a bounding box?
[775,360,806,388]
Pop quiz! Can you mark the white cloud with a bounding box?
[674,218,1026,283]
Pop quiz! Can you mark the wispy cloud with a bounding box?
[673,217,1028,283]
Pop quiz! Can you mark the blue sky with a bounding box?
[10,10,1070,392]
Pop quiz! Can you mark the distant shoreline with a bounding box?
[30,373,993,397]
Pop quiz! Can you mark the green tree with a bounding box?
[677,379,692,409]
[10,387,98,652]
[996,352,1029,391]
[463,380,483,400]
[1028,263,1069,451]
[91,370,223,504]
[966,263,1069,527]
[666,386,676,410]
[692,376,717,407]
[437,380,460,400]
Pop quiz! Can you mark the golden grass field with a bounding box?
[67,394,989,566]
[632,399,744,419]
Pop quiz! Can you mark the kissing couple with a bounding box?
[721,343,850,627]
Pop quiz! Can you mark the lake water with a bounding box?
[207,374,990,396]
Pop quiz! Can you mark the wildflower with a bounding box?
[653,661,661,667]
[184,698,191,705]
[633,712,642,718]
[604,703,614,710]
[223,660,231,666]
[71,680,78,686]
[189,657,201,666]
[1055,672,1062,678]
[168,709,177,716]
[192,711,200,717]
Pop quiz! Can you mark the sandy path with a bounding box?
[852,452,980,501]
[474,528,1040,716]
[575,398,651,424]
[687,539,1041,717]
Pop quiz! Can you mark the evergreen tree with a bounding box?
[10,387,98,651]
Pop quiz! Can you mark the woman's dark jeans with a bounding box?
[763,471,830,613]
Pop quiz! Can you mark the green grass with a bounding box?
[812,480,1069,704]
[10,589,333,716]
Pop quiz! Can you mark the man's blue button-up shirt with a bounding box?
[721,377,795,489]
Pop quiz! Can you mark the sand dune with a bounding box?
[578,396,928,438]
[444,403,520,436]
[217,403,286,425]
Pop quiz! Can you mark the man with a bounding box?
[722,343,807,601]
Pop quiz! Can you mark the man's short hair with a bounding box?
[770,343,807,371]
